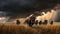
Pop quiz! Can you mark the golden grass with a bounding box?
[0,24,60,34]
[0,24,37,34]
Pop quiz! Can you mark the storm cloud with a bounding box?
[0,0,60,17]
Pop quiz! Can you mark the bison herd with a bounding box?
[16,16,53,27]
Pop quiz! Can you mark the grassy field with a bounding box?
[0,24,60,34]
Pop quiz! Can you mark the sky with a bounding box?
[0,0,60,21]
[54,10,60,22]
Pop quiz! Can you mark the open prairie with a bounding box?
[0,22,60,34]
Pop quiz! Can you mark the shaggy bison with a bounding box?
[50,21,53,25]
[39,21,42,25]
[35,20,38,25]
[16,20,20,25]
[43,20,48,25]
[25,16,36,27]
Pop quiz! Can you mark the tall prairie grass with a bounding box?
[0,24,60,34]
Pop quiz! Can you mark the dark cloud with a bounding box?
[55,10,60,22]
[0,0,60,17]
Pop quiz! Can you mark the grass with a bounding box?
[0,24,60,34]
